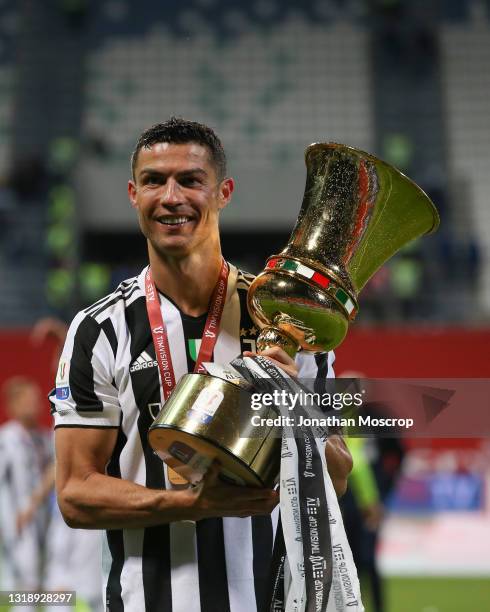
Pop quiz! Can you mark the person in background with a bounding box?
[0,377,52,605]
[342,437,384,611]
[31,317,104,612]
[340,371,405,612]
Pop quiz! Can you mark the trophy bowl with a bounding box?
[248,143,439,356]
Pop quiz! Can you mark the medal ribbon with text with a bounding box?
[145,259,229,401]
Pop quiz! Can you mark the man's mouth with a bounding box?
[156,216,192,226]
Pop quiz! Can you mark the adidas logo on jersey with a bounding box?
[130,351,158,373]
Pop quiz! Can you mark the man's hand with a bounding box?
[362,501,384,531]
[16,462,55,534]
[243,346,298,378]
[242,347,353,496]
[325,435,353,497]
[16,504,36,535]
[180,462,279,520]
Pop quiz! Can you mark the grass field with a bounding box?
[363,577,490,612]
[1,577,488,610]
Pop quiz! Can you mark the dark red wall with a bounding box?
[334,326,490,378]
[0,330,61,426]
[334,326,490,450]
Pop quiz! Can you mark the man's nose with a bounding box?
[160,179,183,206]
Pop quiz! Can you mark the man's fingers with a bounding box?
[199,460,221,488]
[243,347,298,377]
[238,495,279,516]
[206,460,221,481]
[190,490,278,520]
[247,488,279,501]
[223,495,279,518]
[257,346,295,365]
[190,460,279,519]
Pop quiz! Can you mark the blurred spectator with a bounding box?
[0,377,52,602]
[30,317,104,612]
[31,316,69,372]
[340,372,405,612]
[44,500,104,612]
[342,437,385,612]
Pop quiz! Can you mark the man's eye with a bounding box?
[147,176,163,185]
[180,177,201,187]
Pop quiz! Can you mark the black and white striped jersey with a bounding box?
[0,422,52,553]
[50,264,335,612]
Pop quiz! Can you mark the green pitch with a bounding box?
[1,577,488,611]
[362,577,490,612]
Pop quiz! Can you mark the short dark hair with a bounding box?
[131,117,227,181]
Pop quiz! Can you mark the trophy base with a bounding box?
[150,426,276,487]
[148,374,281,488]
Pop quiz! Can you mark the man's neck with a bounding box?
[148,246,224,317]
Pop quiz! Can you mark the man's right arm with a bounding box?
[55,426,278,529]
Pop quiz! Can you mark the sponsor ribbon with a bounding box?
[242,355,364,612]
[145,259,229,400]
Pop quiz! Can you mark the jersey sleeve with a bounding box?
[50,311,120,428]
[295,351,344,436]
[295,350,335,379]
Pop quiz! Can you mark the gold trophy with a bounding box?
[149,143,439,487]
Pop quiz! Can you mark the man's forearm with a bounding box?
[58,472,194,529]
[325,434,353,497]
[57,467,278,529]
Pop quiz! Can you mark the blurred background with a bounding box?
[0,0,489,610]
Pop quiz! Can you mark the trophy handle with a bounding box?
[255,325,299,358]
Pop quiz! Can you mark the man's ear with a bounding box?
[218,177,234,211]
[128,180,138,209]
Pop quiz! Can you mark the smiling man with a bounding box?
[51,118,351,612]
[128,126,235,319]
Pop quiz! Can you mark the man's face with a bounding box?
[8,384,41,429]
[128,142,233,258]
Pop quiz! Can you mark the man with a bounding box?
[51,118,352,611]
[0,377,52,604]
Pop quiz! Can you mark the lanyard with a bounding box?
[145,259,229,401]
